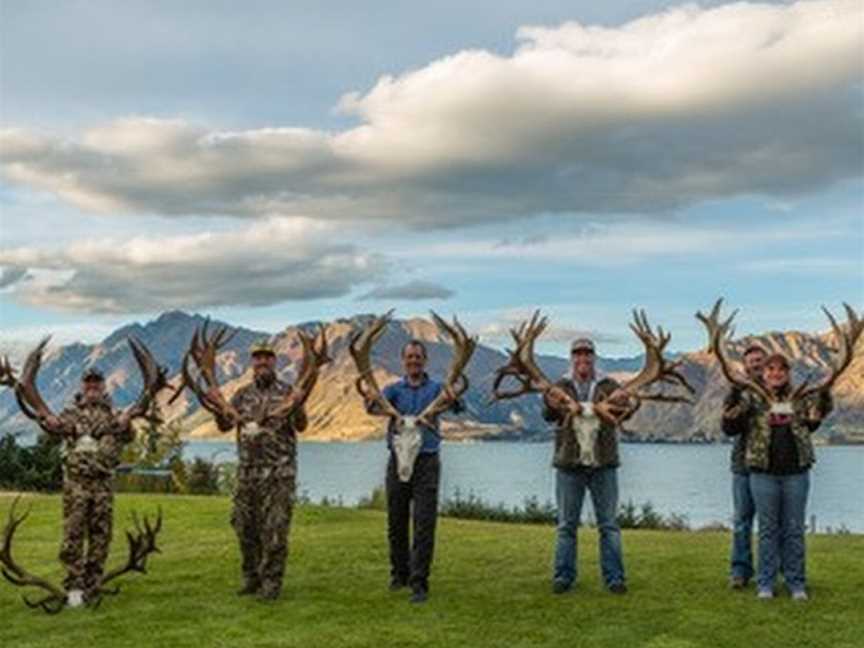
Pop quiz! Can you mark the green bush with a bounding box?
[0,433,63,492]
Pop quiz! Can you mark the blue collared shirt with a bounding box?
[380,374,463,454]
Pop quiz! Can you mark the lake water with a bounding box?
[184,440,864,532]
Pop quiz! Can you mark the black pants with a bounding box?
[386,452,440,592]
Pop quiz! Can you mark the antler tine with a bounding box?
[1,497,68,612]
[794,302,864,402]
[14,336,58,428]
[417,311,478,425]
[491,310,563,405]
[349,312,401,420]
[0,355,16,387]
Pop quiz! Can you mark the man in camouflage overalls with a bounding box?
[40,368,136,606]
[211,341,307,600]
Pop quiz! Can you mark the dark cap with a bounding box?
[81,367,105,382]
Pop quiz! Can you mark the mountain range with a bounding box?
[1,310,861,444]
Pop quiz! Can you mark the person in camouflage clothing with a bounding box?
[724,353,832,601]
[210,341,308,601]
[39,368,137,605]
[720,343,766,589]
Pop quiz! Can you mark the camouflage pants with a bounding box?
[59,479,114,594]
[231,465,295,596]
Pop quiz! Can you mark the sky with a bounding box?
[0,0,862,357]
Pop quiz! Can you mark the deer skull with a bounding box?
[570,403,599,467]
[392,416,424,482]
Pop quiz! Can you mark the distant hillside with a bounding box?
[1,311,861,444]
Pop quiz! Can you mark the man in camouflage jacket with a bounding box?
[212,341,308,600]
[40,368,136,605]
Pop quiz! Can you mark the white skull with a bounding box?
[571,402,599,467]
[74,434,98,454]
[393,416,423,482]
[769,402,794,416]
[240,421,263,438]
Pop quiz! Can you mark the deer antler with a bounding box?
[696,299,772,403]
[349,311,402,420]
[416,312,477,427]
[0,355,16,389]
[170,318,240,424]
[269,326,331,419]
[92,508,163,604]
[492,311,561,401]
[9,337,60,430]
[0,497,67,614]
[615,309,695,403]
[792,303,863,403]
[122,337,169,422]
[491,311,582,423]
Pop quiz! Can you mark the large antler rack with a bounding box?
[0,338,59,432]
[618,309,695,406]
[791,303,863,402]
[0,497,68,614]
[697,299,773,404]
[268,325,331,419]
[350,310,402,421]
[415,312,477,428]
[120,337,170,425]
[169,318,240,424]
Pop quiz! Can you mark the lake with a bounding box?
[184,440,864,532]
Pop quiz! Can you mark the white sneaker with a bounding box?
[791,589,809,601]
[66,589,85,608]
[757,588,774,600]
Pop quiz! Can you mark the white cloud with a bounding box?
[0,218,388,313]
[473,307,627,347]
[0,0,860,227]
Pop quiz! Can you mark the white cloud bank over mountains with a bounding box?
[0,218,388,313]
[1,0,860,228]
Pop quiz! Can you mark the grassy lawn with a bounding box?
[1,493,862,648]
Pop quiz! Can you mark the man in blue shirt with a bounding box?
[365,338,463,603]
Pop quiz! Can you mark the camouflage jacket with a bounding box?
[217,378,308,473]
[728,389,833,473]
[50,395,134,483]
[542,376,622,470]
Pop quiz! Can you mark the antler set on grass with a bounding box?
[0,496,163,613]
[491,310,693,425]
[697,298,863,404]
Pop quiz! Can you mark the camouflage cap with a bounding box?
[81,367,105,382]
[249,339,277,356]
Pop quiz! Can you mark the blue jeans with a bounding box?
[553,466,625,587]
[730,471,755,580]
[749,471,810,592]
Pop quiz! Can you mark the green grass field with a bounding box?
[1,493,862,648]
